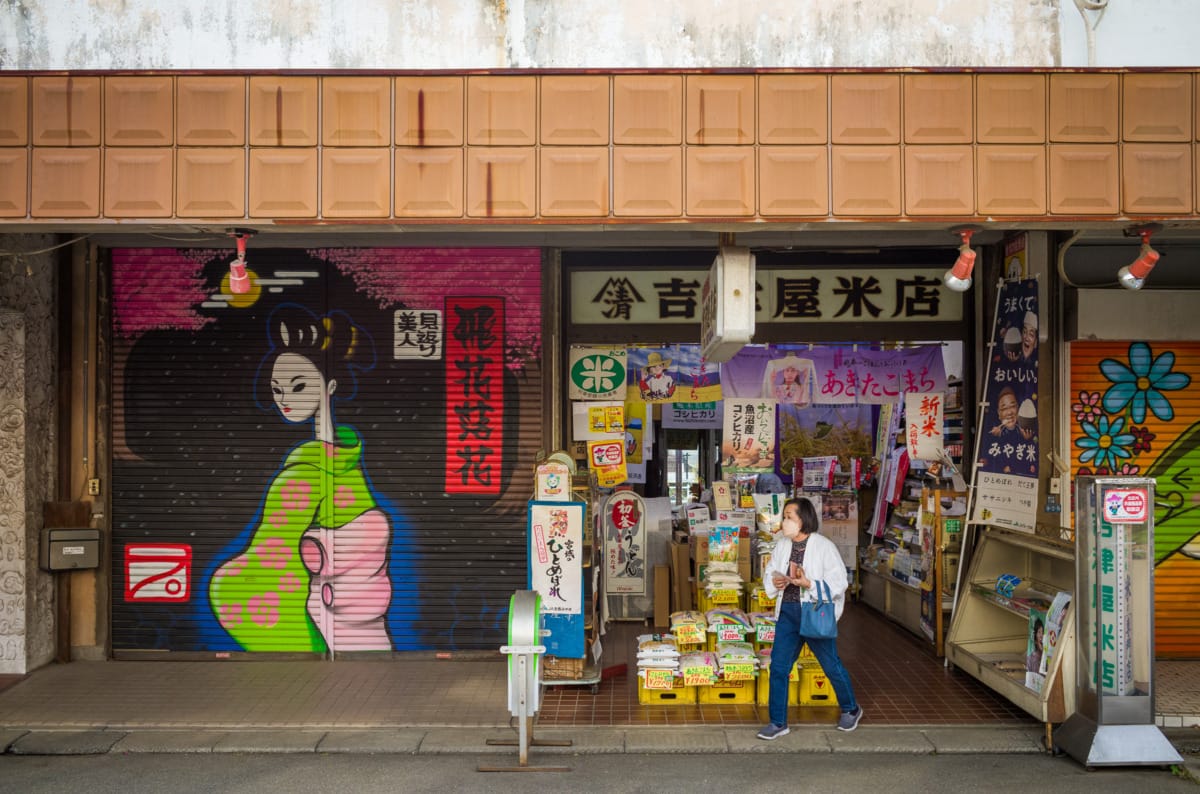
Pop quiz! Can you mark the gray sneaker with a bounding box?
[757,723,790,740]
[837,707,863,732]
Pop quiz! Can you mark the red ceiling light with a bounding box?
[942,228,978,292]
[228,230,253,294]
[1118,226,1161,291]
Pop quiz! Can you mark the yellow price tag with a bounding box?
[722,663,755,681]
[644,669,674,690]
[682,666,713,686]
[674,626,703,644]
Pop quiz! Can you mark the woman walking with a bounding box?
[757,497,862,740]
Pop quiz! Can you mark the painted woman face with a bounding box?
[271,351,325,423]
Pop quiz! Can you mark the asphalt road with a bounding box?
[0,751,1194,793]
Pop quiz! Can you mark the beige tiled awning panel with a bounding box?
[0,71,1196,222]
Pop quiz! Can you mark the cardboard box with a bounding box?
[670,541,693,613]
[654,564,671,628]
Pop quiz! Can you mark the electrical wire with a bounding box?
[0,234,91,258]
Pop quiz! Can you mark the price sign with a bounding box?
[674,626,704,645]
[756,625,776,643]
[710,587,740,603]
[644,669,675,690]
[682,666,714,686]
[722,663,755,681]
[717,626,744,642]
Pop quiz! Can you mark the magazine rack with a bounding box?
[945,527,1075,738]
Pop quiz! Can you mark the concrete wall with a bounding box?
[0,235,59,673]
[1,0,1065,70]
[1058,0,1200,67]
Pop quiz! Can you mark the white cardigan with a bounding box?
[761,531,849,621]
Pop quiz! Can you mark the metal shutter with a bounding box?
[1069,340,1200,659]
[110,246,544,656]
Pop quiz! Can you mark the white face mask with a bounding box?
[781,518,801,539]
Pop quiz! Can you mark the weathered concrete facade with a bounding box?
[0,236,58,673]
[5,0,1063,70]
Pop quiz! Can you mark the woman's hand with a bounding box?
[771,573,790,589]
[790,565,812,589]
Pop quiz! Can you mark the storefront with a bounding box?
[0,69,1196,734]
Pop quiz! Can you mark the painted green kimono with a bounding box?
[210,426,391,652]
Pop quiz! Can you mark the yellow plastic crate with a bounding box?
[697,677,756,705]
[637,675,697,706]
[799,643,816,661]
[798,661,838,706]
[756,670,799,706]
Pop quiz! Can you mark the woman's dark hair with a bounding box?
[254,304,376,410]
[784,497,821,534]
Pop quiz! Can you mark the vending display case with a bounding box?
[1054,477,1182,767]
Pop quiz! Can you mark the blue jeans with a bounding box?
[769,600,859,727]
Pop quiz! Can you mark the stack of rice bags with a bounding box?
[677,649,719,685]
[715,639,756,678]
[705,606,752,639]
[705,524,744,599]
[636,633,681,683]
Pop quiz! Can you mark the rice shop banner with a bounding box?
[971,279,1039,533]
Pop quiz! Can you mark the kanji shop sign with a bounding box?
[571,267,962,325]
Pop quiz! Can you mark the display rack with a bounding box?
[944,526,1075,725]
[859,478,963,652]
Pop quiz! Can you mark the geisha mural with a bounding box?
[111,247,543,654]
[1070,341,1200,658]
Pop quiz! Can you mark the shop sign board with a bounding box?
[662,401,722,429]
[905,391,945,461]
[721,399,777,473]
[393,308,443,359]
[572,267,962,326]
[568,346,627,400]
[587,438,627,488]
[535,461,572,502]
[603,491,647,595]
[528,501,585,658]
[700,246,756,362]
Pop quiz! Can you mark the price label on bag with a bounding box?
[674,626,704,644]
[722,663,755,681]
[717,626,744,642]
[756,625,775,643]
[644,669,675,690]
[682,666,714,686]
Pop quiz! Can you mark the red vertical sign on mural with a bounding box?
[445,297,505,494]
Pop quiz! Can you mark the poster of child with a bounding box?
[761,355,816,406]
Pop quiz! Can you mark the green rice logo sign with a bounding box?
[569,349,627,399]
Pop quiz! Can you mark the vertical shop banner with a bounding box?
[722,399,777,473]
[972,279,1039,532]
[604,491,647,595]
[587,438,627,487]
[568,346,628,401]
[528,501,585,659]
[445,297,504,494]
[905,391,945,461]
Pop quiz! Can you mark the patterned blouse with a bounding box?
[781,537,809,603]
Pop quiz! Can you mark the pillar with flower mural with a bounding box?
[1070,341,1200,658]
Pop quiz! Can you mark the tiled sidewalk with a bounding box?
[0,600,1194,731]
